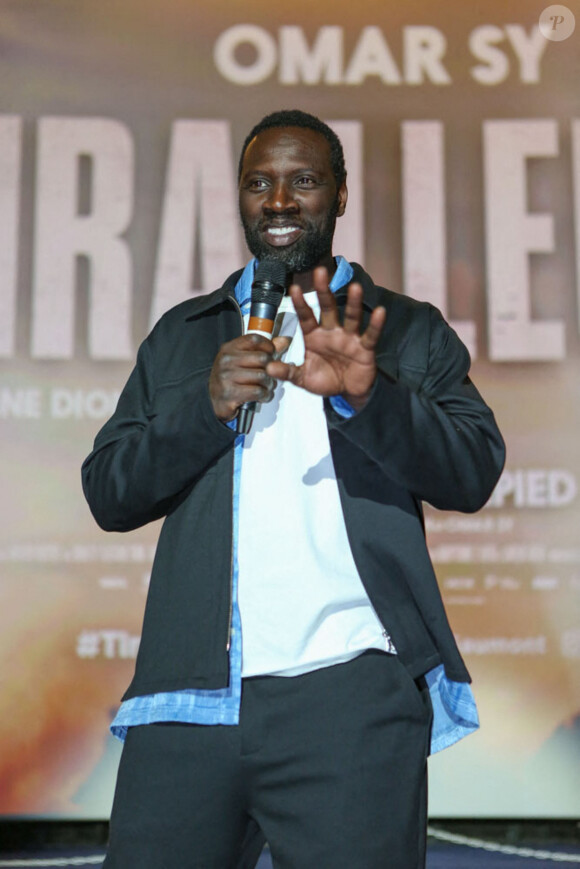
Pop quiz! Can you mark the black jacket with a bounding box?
[82,263,505,700]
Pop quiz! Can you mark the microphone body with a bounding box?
[237,260,288,434]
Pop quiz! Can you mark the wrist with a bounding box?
[342,375,376,411]
[341,391,371,412]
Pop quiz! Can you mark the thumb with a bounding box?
[272,335,292,360]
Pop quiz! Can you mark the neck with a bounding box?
[286,253,337,293]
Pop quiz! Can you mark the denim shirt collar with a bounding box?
[234,257,354,310]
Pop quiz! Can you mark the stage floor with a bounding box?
[0,835,579,869]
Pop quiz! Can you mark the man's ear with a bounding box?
[336,180,348,217]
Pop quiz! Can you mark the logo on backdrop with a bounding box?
[539,5,576,40]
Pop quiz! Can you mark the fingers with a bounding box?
[288,267,340,333]
[288,285,319,336]
[209,334,279,421]
[237,333,276,355]
[220,334,276,371]
[333,279,386,348]
[360,305,387,350]
[342,283,363,334]
[266,359,300,386]
[313,267,340,330]
[291,273,384,344]
[272,335,292,359]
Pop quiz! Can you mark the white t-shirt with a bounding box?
[238,293,395,678]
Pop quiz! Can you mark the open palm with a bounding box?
[266,268,386,411]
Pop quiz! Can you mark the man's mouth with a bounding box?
[262,224,303,247]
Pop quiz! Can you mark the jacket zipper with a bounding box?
[226,294,244,652]
[226,463,234,652]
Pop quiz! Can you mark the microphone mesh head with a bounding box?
[252,260,288,304]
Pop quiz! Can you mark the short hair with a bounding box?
[238,109,346,188]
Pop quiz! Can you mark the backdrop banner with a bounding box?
[0,0,578,818]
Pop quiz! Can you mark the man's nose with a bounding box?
[264,181,298,212]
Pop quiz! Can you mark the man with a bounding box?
[82,109,505,868]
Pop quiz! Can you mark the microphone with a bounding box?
[237,259,288,434]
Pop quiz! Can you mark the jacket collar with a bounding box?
[183,269,244,320]
[338,262,384,312]
[183,260,384,321]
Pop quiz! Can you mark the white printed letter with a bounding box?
[213,25,277,85]
[402,121,476,355]
[469,26,509,85]
[403,27,451,85]
[326,121,364,264]
[32,118,133,359]
[150,121,243,326]
[505,25,547,84]
[279,27,343,85]
[345,27,401,85]
[572,120,580,335]
[0,116,22,358]
[483,120,563,360]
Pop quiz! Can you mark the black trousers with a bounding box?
[104,651,433,868]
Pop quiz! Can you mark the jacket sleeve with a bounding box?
[81,334,236,533]
[325,304,505,513]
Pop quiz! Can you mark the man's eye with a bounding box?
[296,177,316,186]
[247,179,268,190]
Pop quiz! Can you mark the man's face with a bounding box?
[238,126,347,273]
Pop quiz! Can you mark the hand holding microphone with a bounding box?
[237,260,288,433]
[208,260,288,431]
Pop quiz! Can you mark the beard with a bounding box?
[241,199,340,273]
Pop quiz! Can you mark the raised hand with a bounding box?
[266,267,386,411]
